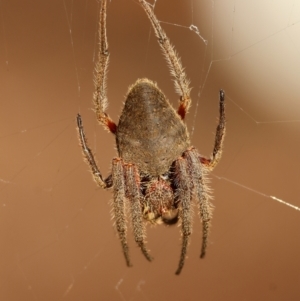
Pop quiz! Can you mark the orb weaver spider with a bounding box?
[77,0,225,274]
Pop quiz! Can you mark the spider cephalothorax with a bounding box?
[77,0,226,275]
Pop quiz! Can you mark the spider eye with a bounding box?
[160,173,169,180]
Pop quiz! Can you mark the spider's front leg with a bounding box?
[112,160,152,267]
[124,163,153,262]
[184,148,213,259]
[200,90,226,170]
[112,158,131,266]
[77,114,112,188]
[174,157,193,275]
[175,148,214,275]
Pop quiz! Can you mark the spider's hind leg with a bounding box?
[93,0,117,134]
[139,0,192,120]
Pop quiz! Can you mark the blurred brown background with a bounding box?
[1,0,300,300]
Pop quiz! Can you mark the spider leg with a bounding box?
[184,148,213,259]
[139,0,191,120]
[93,0,117,134]
[112,158,131,266]
[200,90,226,170]
[77,114,112,188]
[174,157,192,275]
[124,163,152,262]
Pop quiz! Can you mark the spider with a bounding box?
[77,0,225,275]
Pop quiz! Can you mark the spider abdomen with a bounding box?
[116,78,190,176]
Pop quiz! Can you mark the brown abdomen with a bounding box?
[116,79,190,176]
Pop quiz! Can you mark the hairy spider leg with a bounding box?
[175,147,214,275]
[184,148,213,259]
[200,90,226,169]
[77,114,112,188]
[124,163,153,262]
[94,0,117,134]
[174,157,193,275]
[112,158,131,266]
[139,0,191,120]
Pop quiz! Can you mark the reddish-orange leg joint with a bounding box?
[106,117,117,134]
[177,103,187,119]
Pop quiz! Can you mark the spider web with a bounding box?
[0,0,300,300]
